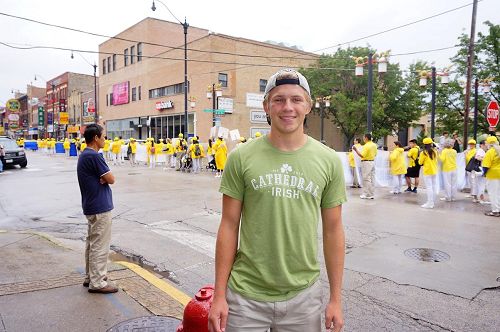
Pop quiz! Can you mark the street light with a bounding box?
[351,51,390,133]
[152,0,189,138]
[207,83,223,127]
[315,96,331,144]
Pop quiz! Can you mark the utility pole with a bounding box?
[367,53,373,133]
[463,0,478,150]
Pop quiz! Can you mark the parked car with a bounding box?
[0,136,27,168]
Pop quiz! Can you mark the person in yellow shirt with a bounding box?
[389,141,406,194]
[464,139,477,192]
[103,137,111,161]
[418,137,439,209]
[189,137,205,173]
[405,139,421,193]
[206,138,216,171]
[80,139,87,152]
[147,138,156,168]
[174,133,187,170]
[63,138,70,156]
[353,133,377,199]
[347,148,360,188]
[163,138,175,168]
[439,139,458,202]
[482,136,500,216]
[127,138,137,166]
[111,137,121,166]
[213,135,227,178]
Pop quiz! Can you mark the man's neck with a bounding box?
[87,142,100,152]
[267,130,308,152]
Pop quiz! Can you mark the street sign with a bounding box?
[486,100,499,129]
[203,109,225,115]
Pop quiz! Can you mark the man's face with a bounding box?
[409,142,415,148]
[264,85,311,136]
[95,134,105,149]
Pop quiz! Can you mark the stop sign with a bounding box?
[486,100,499,128]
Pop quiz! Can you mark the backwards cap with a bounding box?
[264,69,310,98]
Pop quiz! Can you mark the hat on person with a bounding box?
[486,136,498,144]
[423,137,433,145]
[114,137,119,141]
[468,139,476,145]
[130,138,135,141]
[218,134,224,139]
[254,132,262,138]
[264,69,311,98]
[178,133,184,138]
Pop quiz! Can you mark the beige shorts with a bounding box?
[226,281,322,332]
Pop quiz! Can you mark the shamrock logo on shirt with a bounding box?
[280,163,292,173]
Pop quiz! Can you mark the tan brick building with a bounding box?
[98,18,320,145]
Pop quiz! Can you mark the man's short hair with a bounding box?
[83,124,103,144]
[364,133,372,141]
[443,131,449,135]
[409,139,417,144]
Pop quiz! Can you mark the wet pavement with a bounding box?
[0,150,499,331]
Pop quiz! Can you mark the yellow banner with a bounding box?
[67,125,80,133]
[59,112,69,125]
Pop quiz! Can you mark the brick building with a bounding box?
[98,18,324,146]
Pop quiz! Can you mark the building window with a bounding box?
[106,94,108,106]
[107,57,111,74]
[148,82,187,99]
[132,87,137,102]
[130,46,135,64]
[259,79,267,92]
[218,73,228,87]
[138,86,141,100]
[110,93,113,105]
[102,59,106,75]
[112,54,116,71]
[124,49,129,66]
[137,43,142,62]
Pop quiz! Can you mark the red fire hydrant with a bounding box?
[176,285,214,332]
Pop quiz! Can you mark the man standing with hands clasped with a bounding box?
[208,69,346,332]
[352,133,378,199]
[77,124,118,294]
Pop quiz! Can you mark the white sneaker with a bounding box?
[421,203,434,209]
[479,200,490,205]
[360,194,374,199]
[389,191,400,194]
[439,197,451,202]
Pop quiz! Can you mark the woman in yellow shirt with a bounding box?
[439,139,458,202]
[189,138,205,173]
[464,139,477,192]
[128,138,137,166]
[63,138,70,156]
[418,138,438,209]
[111,137,121,166]
[103,137,111,161]
[389,141,407,194]
[482,136,500,216]
[213,135,227,178]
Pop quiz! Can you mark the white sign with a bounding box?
[218,98,234,114]
[246,93,264,109]
[8,114,19,121]
[250,127,270,138]
[155,100,174,110]
[250,110,268,123]
[229,129,240,141]
[217,127,229,139]
[47,124,54,133]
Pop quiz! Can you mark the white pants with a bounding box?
[192,158,201,173]
[392,174,404,193]
[169,155,176,167]
[149,155,156,168]
[112,153,119,165]
[487,179,500,213]
[423,175,438,207]
[442,170,457,200]
[361,161,375,197]
[470,172,486,197]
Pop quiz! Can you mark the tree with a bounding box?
[301,47,426,150]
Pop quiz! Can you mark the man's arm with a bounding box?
[208,194,242,332]
[352,145,363,158]
[100,171,115,185]
[322,205,345,332]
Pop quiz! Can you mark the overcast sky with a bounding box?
[1,0,498,106]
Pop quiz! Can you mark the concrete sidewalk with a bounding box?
[0,230,186,332]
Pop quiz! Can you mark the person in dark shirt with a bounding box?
[77,124,118,294]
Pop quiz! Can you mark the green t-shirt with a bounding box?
[219,135,346,302]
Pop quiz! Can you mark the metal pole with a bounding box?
[463,0,478,149]
[473,78,479,140]
[52,83,55,139]
[367,53,373,133]
[431,67,436,139]
[212,83,216,127]
[183,18,189,139]
[94,63,98,124]
[320,104,324,143]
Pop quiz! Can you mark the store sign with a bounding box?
[38,106,44,126]
[112,82,129,105]
[59,99,66,113]
[218,98,234,114]
[67,125,80,133]
[87,98,95,113]
[246,93,264,109]
[6,99,20,112]
[250,110,268,123]
[83,115,95,124]
[47,112,53,125]
[59,112,69,125]
[156,100,174,110]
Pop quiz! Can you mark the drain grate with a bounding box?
[404,248,450,262]
[107,316,181,332]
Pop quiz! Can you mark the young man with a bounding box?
[208,69,346,332]
[77,124,118,294]
[352,133,377,199]
[405,139,420,193]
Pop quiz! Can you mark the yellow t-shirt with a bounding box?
[103,140,111,152]
[465,148,476,164]
[482,147,500,180]
[129,142,137,153]
[164,143,174,155]
[63,141,70,150]
[407,146,419,168]
[111,141,121,154]
[80,143,87,151]
[389,147,406,175]
[189,143,205,159]
[439,148,457,172]
[360,141,377,161]
[418,149,438,176]
[348,151,355,168]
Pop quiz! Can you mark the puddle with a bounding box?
[109,245,179,284]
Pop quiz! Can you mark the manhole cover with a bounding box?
[404,248,450,262]
[107,316,181,332]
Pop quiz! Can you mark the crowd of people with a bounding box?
[348,132,500,216]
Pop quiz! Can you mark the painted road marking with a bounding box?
[116,261,191,306]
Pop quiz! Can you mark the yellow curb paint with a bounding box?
[19,231,71,250]
[116,261,191,306]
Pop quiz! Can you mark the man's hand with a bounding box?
[325,300,344,332]
[208,297,229,332]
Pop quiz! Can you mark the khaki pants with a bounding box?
[361,161,375,197]
[85,211,112,289]
[226,281,322,332]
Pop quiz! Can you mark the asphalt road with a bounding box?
[0,150,499,332]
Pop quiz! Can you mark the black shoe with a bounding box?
[405,188,412,192]
[412,188,418,193]
[83,276,108,288]
[88,285,118,294]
